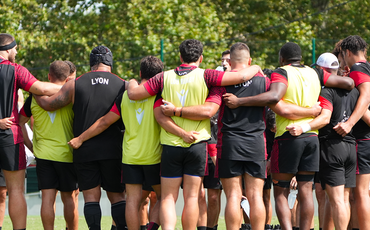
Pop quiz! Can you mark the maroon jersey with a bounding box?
[0,58,37,146]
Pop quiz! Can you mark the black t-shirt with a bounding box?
[217,73,269,161]
[318,87,359,143]
[73,71,125,162]
[349,61,370,140]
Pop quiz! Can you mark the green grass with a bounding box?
[1,215,320,229]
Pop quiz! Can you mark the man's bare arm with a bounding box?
[28,81,62,96]
[19,115,33,152]
[154,107,198,144]
[34,80,75,111]
[220,65,262,86]
[68,112,120,149]
[362,109,370,127]
[270,101,321,120]
[325,74,354,91]
[223,82,287,108]
[161,100,220,120]
[127,79,151,101]
[334,82,370,136]
[286,109,332,136]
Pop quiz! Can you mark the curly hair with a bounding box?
[179,39,203,63]
[340,35,368,55]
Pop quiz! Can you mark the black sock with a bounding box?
[84,202,101,230]
[213,225,218,230]
[140,225,147,230]
[352,229,360,230]
[198,227,207,230]
[148,222,159,230]
[207,228,213,230]
[111,225,117,230]
[111,200,126,230]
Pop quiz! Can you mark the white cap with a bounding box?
[316,52,339,69]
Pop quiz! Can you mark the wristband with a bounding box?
[180,107,183,117]
[301,123,311,133]
[173,108,176,116]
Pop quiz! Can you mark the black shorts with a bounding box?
[203,162,222,190]
[74,159,124,192]
[314,172,321,184]
[36,158,78,192]
[122,163,160,187]
[263,174,272,190]
[0,169,5,187]
[356,139,370,175]
[320,139,356,188]
[271,135,319,174]
[0,143,26,171]
[161,142,207,178]
[218,159,266,179]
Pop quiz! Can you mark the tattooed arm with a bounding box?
[34,80,75,111]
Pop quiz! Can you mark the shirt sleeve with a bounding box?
[204,69,225,87]
[314,68,331,87]
[20,95,32,117]
[205,87,224,105]
[271,68,288,86]
[349,64,370,87]
[144,72,164,96]
[110,93,124,116]
[318,88,333,112]
[15,64,38,91]
[153,93,163,109]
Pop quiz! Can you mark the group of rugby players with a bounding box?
[0,32,369,230]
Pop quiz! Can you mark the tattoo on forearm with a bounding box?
[50,94,69,109]
[242,75,247,82]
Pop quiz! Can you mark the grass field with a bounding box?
[1,215,320,229]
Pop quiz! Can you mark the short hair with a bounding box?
[230,42,250,62]
[0,33,15,47]
[179,39,203,63]
[49,60,70,82]
[263,68,274,79]
[340,35,368,55]
[222,50,230,57]
[279,42,302,62]
[140,56,164,80]
[64,60,76,75]
[332,40,343,57]
[265,108,276,131]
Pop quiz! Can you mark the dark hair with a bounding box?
[49,60,70,82]
[340,35,368,55]
[332,40,343,57]
[263,68,274,79]
[140,56,164,80]
[279,42,302,62]
[265,108,276,131]
[64,60,76,75]
[0,33,15,47]
[230,42,250,53]
[222,50,230,57]
[179,39,203,63]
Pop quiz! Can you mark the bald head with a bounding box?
[230,42,251,65]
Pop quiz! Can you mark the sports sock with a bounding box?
[140,225,147,230]
[148,222,159,230]
[197,227,207,230]
[84,202,101,230]
[111,225,117,230]
[111,200,127,230]
[213,225,218,230]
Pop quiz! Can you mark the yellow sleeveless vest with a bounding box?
[161,68,211,147]
[31,97,74,162]
[275,65,321,137]
[120,91,162,164]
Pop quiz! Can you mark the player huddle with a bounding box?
[0,33,369,230]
